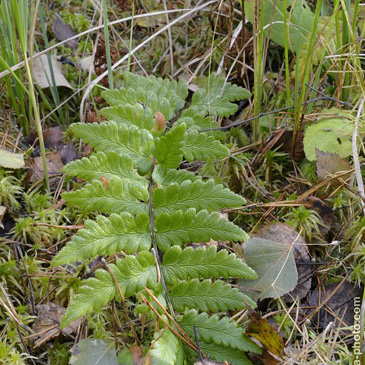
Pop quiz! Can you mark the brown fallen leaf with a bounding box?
[33,55,73,90]
[316,149,353,186]
[26,152,64,182]
[245,307,285,359]
[52,17,78,49]
[32,303,81,347]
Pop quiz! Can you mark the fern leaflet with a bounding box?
[153,180,246,215]
[169,279,255,312]
[155,209,248,251]
[62,152,147,186]
[161,246,257,285]
[63,177,149,215]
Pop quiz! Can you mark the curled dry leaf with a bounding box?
[33,54,73,89]
[32,303,81,347]
[315,149,353,186]
[52,17,78,49]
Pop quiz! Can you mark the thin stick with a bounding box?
[140,294,199,353]
[101,258,140,346]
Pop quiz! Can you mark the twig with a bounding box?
[101,258,140,346]
[143,287,196,348]
[140,294,199,353]
[198,96,354,131]
[352,99,365,214]
[194,325,205,364]
[304,83,354,108]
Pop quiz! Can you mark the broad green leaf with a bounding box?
[179,310,261,353]
[238,238,298,301]
[60,252,157,328]
[161,246,256,285]
[70,122,153,165]
[69,339,118,365]
[152,165,201,186]
[303,109,354,161]
[62,177,149,215]
[155,209,248,252]
[169,279,255,312]
[0,149,24,169]
[183,131,229,161]
[153,180,246,215]
[150,329,183,365]
[52,213,151,265]
[244,0,336,76]
[101,104,156,131]
[62,152,147,186]
[153,124,186,168]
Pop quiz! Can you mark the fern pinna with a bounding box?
[52,72,260,364]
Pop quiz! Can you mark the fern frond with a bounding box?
[101,104,156,131]
[185,341,252,365]
[152,166,200,186]
[62,152,147,186]
[183,131,229,161]
[169,279,255,312]
[150,329,183,365]
[70,122,153,165]
[60,252,157,328]
[161,246,256,285]
[155,209,248,251]
[153,124,186,168]
[63,177,149,215]
[179,310,260,353]
[52,213,151,265]
[153,180,245,215]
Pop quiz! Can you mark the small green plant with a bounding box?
[52,72,260,363]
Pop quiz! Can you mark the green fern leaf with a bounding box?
[155,209,248,251]
[52,213,151,265]
[169,279,255,312]
[60,252,157,328]
[183,131,229,161]
[153,180,246,215]
[150,329,183,365]
[191,73,251,117]
[179,310,260,353]
[161,246,256,285]
[153,124,186,168]
[152,166,200,186]
[63,177,149,215]
[101,104,156,131]
[185,341,253,365]
[70,122,153,165]
[62,152,147,186]
[60,269,115,328]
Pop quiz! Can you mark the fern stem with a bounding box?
[148,162,175,319]
[101,258,140,345]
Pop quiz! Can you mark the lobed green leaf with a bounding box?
[62,177,149,215]
[161,245,256,285]
[70,121,153,165]
[155,209,248,252]
[153,180,246,215]
[62,152,147,186]
[169,279,255,312]
[52,213,151,266]
[179,310,261,353]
